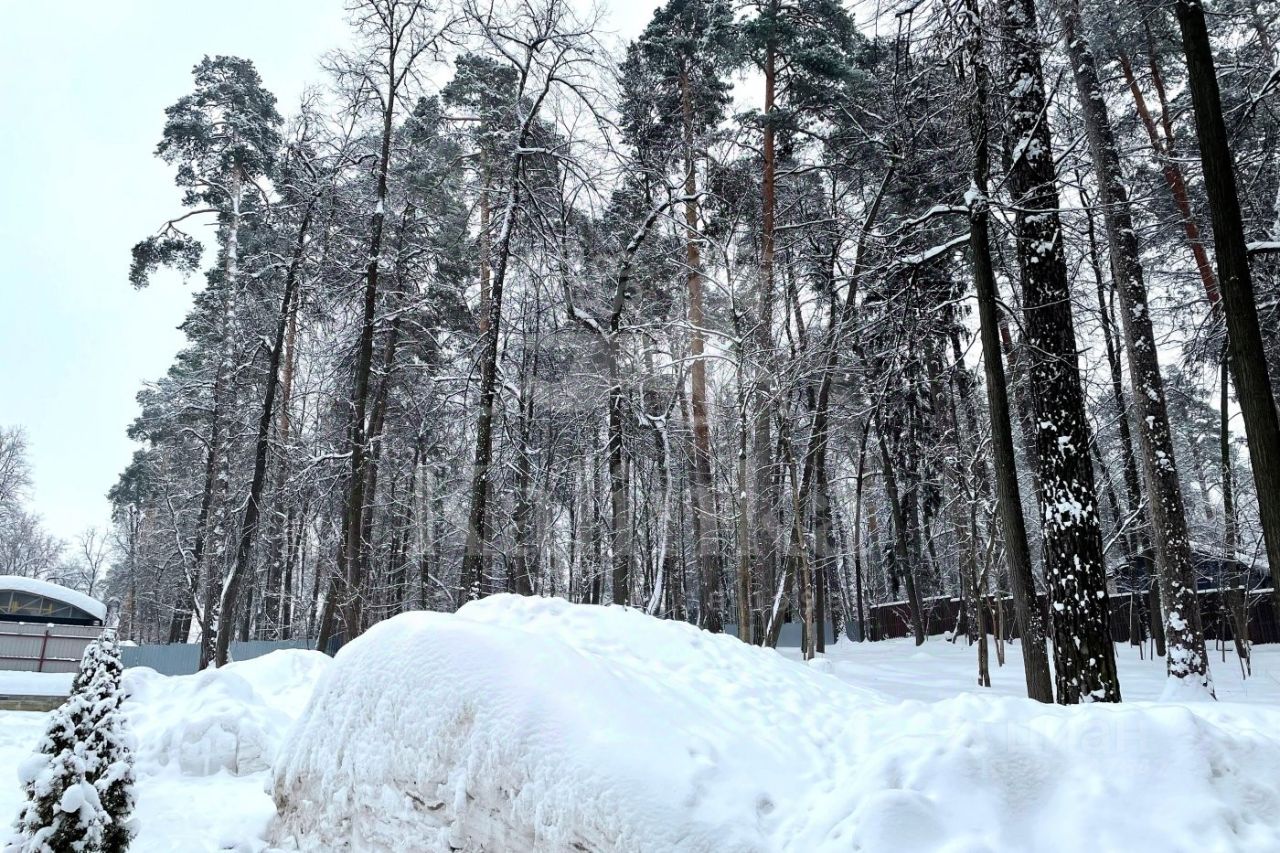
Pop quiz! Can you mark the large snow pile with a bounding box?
[270,595,1280,852]
[123,649,329,777]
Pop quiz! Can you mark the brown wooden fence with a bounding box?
[868,588,1279,645]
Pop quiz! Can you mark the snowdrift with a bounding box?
[271,596,1280,852]
[123,649,329,777]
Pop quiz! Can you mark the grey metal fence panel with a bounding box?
[120,644,199,675]
[120,638,318,676]
[0,622,101,673]
[722,622,836,648]
[0,633,43,669]
[229,639,318,661]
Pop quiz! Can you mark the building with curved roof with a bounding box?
[0,575,106,626]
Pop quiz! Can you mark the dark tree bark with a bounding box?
[216,198,316,666]
[1175,0,1280,614]
[1116,50,1220,306]
[564,196,683,607]
[764,165,893,649]
[315,30,403,652]
[879,431,926,646]
[269,261,302,640]
[1083,195,1151,596]
[605,348,631,606]
[958,0,1053,702]
[194,386,224,670]
[752,28,780,631]
[1220,359,1251,672]
[1001,0,1119,703]
[851,422,870,641]
[679,64,722,636]
[511,356,537,598]
[461,47,560,603]
[1059,1,1211,693]
[813,463,840,653]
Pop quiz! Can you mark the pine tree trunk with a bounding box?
[1002,0,1119,702]
[1116,51,1221,305]
[1175,0,1280,615]
[1061,5,1212,692]
[753,34,779,630]
[217,198,314,666]
[197,165,246,666]
[959,0,1053,701]
[679,64,722,636]
[461,171,522,601]
[193,390,223,669]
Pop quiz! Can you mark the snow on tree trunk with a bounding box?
[1058,0,1213,697]
[957,0,1054,703]
[1001,0,1120,703]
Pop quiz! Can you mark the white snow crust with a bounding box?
[271,595,1280,852]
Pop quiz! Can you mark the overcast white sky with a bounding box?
[0,0,657,544]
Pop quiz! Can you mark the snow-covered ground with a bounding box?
[0,671,73,697]
[782,634,1280,705]
[2,600,1279,851]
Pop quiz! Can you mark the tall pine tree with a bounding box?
[1000,0,1120,703]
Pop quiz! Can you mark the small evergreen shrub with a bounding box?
[6,633,136,853]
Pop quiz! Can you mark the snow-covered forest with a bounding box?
[64,0,1280,699]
